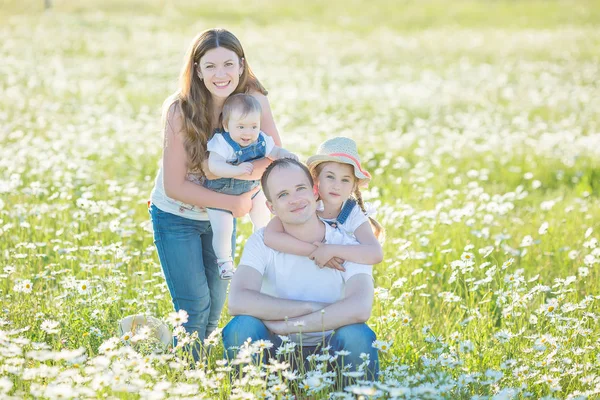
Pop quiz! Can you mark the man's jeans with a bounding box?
[222,315,379,380]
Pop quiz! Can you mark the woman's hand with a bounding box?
[228,186,260,218]
[278,149,299,161]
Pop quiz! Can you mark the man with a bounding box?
[223,158,378,380]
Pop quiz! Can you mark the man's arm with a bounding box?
[228,265,329,320]
[263,273,374,334]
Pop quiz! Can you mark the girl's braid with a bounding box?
[353,186,385,241]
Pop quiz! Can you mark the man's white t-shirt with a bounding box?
[317,200,369,237]
[239,223,372,345]
[206,131,275,162]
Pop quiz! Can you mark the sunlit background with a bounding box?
[1,1,599,398]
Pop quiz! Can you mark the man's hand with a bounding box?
[237,162,254,175]
[262,300,330,334]
[263,320,288,335]
[263,319,309,335]
[309,242,346,271]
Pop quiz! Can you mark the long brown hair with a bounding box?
[164,28,267,174]
[311,163,385,241]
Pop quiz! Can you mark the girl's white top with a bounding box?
[317,200,369,236]
[150,163,209,220]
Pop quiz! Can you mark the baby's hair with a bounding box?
[310,162,385,241]
[222,93,262,128]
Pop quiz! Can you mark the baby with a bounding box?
[203,93,297,279]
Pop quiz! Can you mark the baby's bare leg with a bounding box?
[248,190,271,231]
[206,208,234,263]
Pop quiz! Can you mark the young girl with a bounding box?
[264,137,384,269]
[204,93,297,279]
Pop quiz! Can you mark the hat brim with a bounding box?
[118,315,172,346]
[306,155,371,186]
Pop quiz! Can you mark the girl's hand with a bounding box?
[325,257,345,272]
[309,242,346,272]
[229,187,260,218]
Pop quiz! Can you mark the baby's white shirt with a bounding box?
[206,131,275,163]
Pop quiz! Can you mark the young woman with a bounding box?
[148,28,281,361]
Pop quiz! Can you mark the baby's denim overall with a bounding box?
[203,132,267,211]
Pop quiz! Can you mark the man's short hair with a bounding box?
[261,158,314,201]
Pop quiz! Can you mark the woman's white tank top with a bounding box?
[150,163,209,220]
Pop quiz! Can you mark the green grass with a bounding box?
[4,0,600,30]
[1,0,600,398]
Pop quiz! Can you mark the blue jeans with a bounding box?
[149,204,234,361]
[203,178,260,213]
[222,315,379,380]
[203,177,260,195]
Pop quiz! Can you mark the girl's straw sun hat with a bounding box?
[306,137,371,186]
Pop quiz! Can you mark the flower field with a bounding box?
[1,0,599,398]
